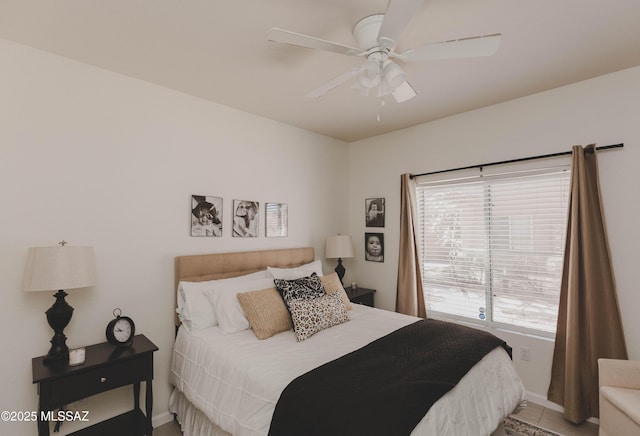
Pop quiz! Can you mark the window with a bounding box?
[265,203,289,237]
[416,168,570,337]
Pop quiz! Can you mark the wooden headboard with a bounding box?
[174,247,315,325]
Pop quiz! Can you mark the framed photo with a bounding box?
[365,232,384,262]
[266,202,288,237]
[233,199,259,237]
[191,195,222,237]
[365,198,385,227]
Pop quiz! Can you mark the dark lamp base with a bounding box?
[334,258,346,284]
[43,290,74,366]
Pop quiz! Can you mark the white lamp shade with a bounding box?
[358,59,382,89]
[23,246,96,292]
[383,60,406,90]
[325,235,355,259]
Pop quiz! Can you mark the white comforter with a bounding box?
[170,305,526,436]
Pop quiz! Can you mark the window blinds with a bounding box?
[416,168,570,335]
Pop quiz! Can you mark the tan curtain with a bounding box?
[548,144,628,424]
[396,173,426,317]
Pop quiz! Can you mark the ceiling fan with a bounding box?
[268,0,501,103]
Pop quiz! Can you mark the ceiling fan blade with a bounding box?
[268,28,362,56]
[397,33,502,62]
[377,0,425,50]
[305,69,358,98]
[392,80,417,103]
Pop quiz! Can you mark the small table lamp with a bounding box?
[325,235,354,284]
[23,241,96,366]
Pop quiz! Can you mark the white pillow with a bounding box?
[267,260,323,280]
[206,277,277,334]
[177,281,217,332]
[177,270,268,332]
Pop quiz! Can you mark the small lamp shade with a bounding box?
[325,235,355,259]
[24,246,96,292]
[325,235,354,284]
[23,244,96,366]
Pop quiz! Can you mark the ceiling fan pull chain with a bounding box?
[377,97,385,122]
[377,58,385,122]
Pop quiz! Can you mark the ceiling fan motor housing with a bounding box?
[353,14,387,52]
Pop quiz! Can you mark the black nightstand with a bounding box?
[32,334,158,436]
[347,287,376,307]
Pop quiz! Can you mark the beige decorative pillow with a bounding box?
[237,287,292,340]
[320,272,352,310]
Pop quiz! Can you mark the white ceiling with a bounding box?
[2,0,640,142]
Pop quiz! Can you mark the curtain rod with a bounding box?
[410,143,624,179]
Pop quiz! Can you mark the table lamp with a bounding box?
[23,241,96,366]
[325,235,354,284]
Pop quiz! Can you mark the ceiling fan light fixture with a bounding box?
[376,85,393,98]
[358,58,382,88]
[350,80,369,96]
[383,60,406,90]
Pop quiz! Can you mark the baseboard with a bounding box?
[525,391,563,412]
[525,391,600,425]
[153,410,175,428]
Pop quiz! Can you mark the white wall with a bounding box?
[348,65,640,407]
[0,39,349,435]
[4,34,639,432]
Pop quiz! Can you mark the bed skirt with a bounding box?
[169,382,516,436]
[169,389,232,436]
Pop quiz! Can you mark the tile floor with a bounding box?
[153,419,180,436]
[511,401,599,436]
[154,401,600,435]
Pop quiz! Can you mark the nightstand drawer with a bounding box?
[47,355,149,405]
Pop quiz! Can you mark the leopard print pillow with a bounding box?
[273,273,325,307]
[287,291,349,342]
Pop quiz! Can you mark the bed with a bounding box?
[169,247,526,436]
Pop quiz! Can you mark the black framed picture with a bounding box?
[191,195,222,237]
[365,232,384,262]
[365,198,385,227]
[233,199,259,237]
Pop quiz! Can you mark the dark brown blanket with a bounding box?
[268,318,510,436]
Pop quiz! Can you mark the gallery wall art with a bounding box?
[191,195,222,237]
